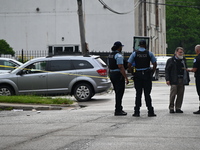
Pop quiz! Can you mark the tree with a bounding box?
[194,0,200,8]
[166,0,200,54]
[0,39,15,56]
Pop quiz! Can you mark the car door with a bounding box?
[47,60,77,93]
[17,61,48,94]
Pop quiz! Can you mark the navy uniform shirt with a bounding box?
[193,54,200,77]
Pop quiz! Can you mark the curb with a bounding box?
[0,102,80,111]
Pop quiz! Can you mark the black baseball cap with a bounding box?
[138,40,146,46]
[113,41,124,47]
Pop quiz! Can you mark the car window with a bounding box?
[95,57,107,67]
[49,60,73,71]
[9,61,21,67]
[0,60,17,70]
[72,60,93,69]
[24,61,47,74]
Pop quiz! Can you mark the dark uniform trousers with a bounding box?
[110,71,125,112]
[195,76,200,102]
[134,70,154,113]
[195,76,200,111]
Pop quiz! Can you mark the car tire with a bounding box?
[0,85,14,96]
[74,83,93,101]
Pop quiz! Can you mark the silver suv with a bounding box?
[0,55,111,101]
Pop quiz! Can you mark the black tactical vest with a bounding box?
[108,51,128,70]
[108,51,118,70]
[134,51,151,69]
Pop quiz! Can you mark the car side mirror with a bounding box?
[17,70,25,76]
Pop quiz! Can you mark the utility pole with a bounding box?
[77,0,88,56]
[144,0,147,36]
[155,0,159,29]
[155,0,159,54]
[138,0,143,36]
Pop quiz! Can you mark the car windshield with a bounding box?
[157,59,166,62]
[157,59,167,63]
[156,57,170,62]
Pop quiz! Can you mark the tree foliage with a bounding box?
[0,39,15,56]
[166,0,200,54]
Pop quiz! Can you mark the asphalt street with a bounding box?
[0,73,200,150]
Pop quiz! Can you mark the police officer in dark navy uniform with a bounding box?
[188,44,200,114]
[128,40,157,117]
[108,41,129,116]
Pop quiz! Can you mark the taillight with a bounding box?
[97,69,107,76]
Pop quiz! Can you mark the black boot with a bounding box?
[148,107,157,117]
[132,107,140,117]
[193,107,200,114]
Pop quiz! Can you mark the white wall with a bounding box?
[0,0,135,52]
[84,0,135,52]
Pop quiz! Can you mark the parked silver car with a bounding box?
[0,58,23,74]
[0,55,111,101]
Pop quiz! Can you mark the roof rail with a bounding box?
[46,53,83,58]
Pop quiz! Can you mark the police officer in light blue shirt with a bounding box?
[128,40,157,117]
[108,41,129,116]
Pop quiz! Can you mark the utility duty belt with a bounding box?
[136,69,151,73]
[133,69,152,80]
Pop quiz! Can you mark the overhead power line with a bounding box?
[98,0,134,15]
[98,0,200,15]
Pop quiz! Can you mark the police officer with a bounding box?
[188,44,200,114]
[108,41,129,116]
[128,40,157,117]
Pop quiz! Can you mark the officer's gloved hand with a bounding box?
[126,80,129,85]
[150,69,154,77]
[131,72,135,80]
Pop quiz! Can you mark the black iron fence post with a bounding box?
[21,49,24,63]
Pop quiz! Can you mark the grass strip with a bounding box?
[0,95,74,105]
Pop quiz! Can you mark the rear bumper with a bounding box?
[96,80,111,93]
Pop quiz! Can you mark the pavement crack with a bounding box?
[110,123,126,129]
[85,114,109,123]
[1,126,75,150]
[57,139,94,150]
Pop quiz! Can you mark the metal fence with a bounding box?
[1,50,132,64]
[0,50,196,67]
[1,50,48,63]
